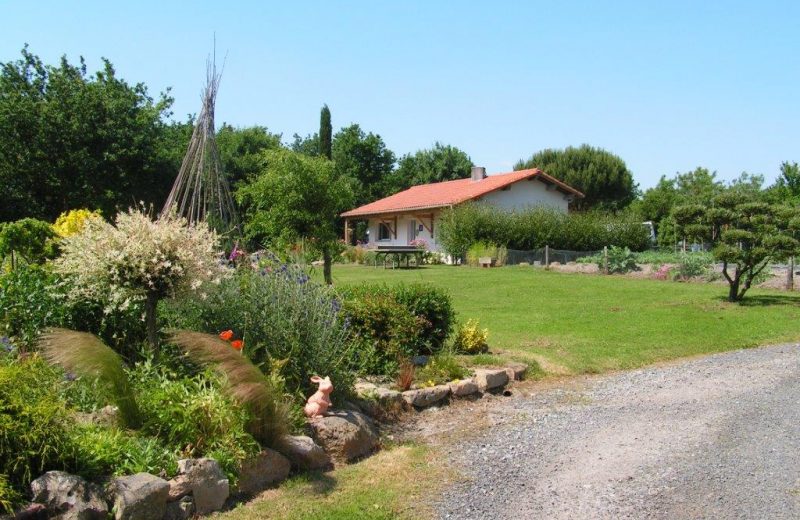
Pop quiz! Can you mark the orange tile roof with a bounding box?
[341,168,584,218]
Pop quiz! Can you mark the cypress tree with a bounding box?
[319,104,332,159]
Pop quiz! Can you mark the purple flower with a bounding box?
[64,372,77,382]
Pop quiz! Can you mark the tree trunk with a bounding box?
[323,248,333,285]
[728,278,740,302]
[145,291,159,352]
[787,257,794,291]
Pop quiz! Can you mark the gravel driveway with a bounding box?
[435,344,800,519]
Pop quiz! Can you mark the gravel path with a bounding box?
[435,344,800,519]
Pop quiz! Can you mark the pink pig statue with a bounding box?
[304,375,333,418]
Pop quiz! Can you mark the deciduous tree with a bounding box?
[236,149,354,284]
[332,124,395,207]
[385,142,472,194]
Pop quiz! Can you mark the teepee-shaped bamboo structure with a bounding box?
[161,57,239,238]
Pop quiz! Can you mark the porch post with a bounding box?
[344,218,351,244]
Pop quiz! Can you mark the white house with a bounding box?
[341,167,584,251]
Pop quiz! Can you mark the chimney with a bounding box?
[471,166,486,182]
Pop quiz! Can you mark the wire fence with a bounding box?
[505,247,602,266]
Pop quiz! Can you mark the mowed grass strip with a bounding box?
[213,444,446,520]
[326,265,800,375]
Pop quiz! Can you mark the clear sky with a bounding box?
[3,0,799,189]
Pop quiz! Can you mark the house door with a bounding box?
[407,219,417,244]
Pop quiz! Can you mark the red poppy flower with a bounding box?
[219,330,234,341]
[230,340,244,351]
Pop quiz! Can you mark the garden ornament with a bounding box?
[304,375,333,418]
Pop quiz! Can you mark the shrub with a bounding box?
[0,356,73,502]
[672,253,713,280]
[438,203,651,257]
[54,208,224,350]
[0,474,21,515]
[415,350,468,386]
[68,425,177,480]
[0,265,68,351]
[452,319,489,354]
[161,263,355,400]
[129,360,261,480]
[341,293,420,375]
[0,218,57,269]
[602,246,638,274]
[52,209,102,238]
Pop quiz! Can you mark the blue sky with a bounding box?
[3,0,799,189]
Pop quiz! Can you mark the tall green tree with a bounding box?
[514,144,637,210]
[216,124,283,187]
[673,193,800,302]
[236,149,354,284]
[385,142,473,194]
[289,132,319,156]
[332,124,396,207]
[766,161,800,203]
[0,47,174,222]
[319,105,332,160]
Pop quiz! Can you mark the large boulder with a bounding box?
[1,503,47,519]
[108,473,169,520]
[448,378,479,397]
[30,471,107,520]
[308,410,379,463]
[402,385,451,408]
[275,435,331,470]
[163,497,194,520]
[167,458,228,515]
[237,449,291,495]
[474,368,509,392]
[505,363,528,381]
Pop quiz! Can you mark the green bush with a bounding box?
[340,283,455,356]
[466,241,508,267]
[415,350,468,386]
[0,265,68,351]
[0,218,57,269]
[161,262,355,401]
[0,474,21,515]
[452,319,489,354]
[68,425,177,480]
[602,246,638,274]
[0,356,73,503]
[673,253,713,280]
[129,361,261,482]
[0,264,147,356]
[438,204,651,258]
[341,293,420,375]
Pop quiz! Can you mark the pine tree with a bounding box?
[319,104,332,159]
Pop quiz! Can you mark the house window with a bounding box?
[378,223,391,241]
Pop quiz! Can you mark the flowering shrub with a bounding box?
[54,209,224,349]
[651,264,672,281]
[409,238,428,250]
[52,209,102,238]
[161,259,354,399]
[452,319,489,354]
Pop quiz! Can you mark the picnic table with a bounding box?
[373,245,424,268]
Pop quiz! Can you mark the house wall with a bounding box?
[366,211,443,251]
[479,177,569,212]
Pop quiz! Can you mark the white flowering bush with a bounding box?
[54,209,224,349]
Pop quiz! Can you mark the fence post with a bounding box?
[544,245,549,267]
[787,257,794,291]
[603,246,609,275]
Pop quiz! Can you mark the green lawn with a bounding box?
[326,264,800,375]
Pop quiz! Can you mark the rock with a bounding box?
[237,449,291,495]
[474,368,509,392]
[402,385,451,408]
[354,382,378,397]
[109,473,169,520]
[276,435,330,470]
[448,378,479,397]
[163,497,194,520]
[308,410,379,463]
[30,471,107,520]
[341,400,363,413]
[168,458,228,515]
[1,503,47,520]
[505,363,528,381]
